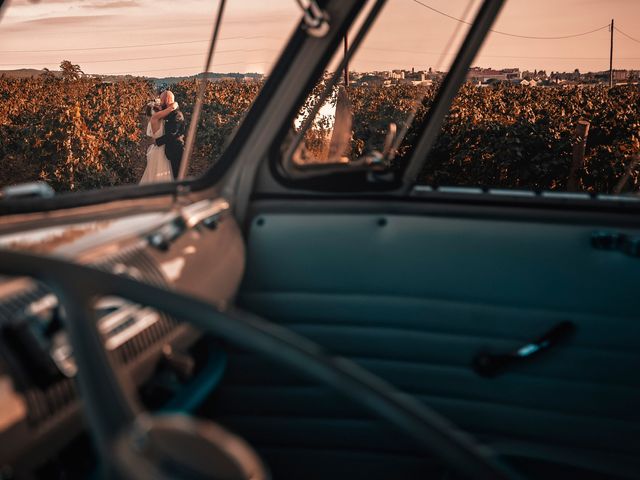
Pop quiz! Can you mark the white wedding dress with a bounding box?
[140,120,173,184]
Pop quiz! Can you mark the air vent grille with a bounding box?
[0,246,185,427]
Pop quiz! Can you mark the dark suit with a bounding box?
[155,109,186,179]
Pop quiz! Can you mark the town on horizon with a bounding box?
[342,66,640,88]
[2,65,638,89]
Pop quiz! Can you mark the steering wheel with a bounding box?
[0,249,522,480]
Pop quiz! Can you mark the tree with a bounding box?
[40,68,56,80]
[60,60,84,81]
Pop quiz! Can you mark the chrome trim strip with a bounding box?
[541,192,591,200]
[488,189,537,198]
[103,308,160,351]
[49,303,161,377]
[181,198,230,229]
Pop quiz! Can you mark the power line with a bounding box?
[0,48,279,67]
[615,26,640,44]
[0,35,282,54]
[355,58,600,70]
[410,0,610,40]
[362,46,640,61]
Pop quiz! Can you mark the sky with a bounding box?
[0,0,639,76]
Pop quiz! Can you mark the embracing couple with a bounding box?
[140,90,186,184]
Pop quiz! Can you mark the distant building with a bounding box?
[406,71,427,82]
[467,67,508,83]
[501,68,521,80]
[394,69,431,86]
[612,70,629,82]
[426,68,445,82]
[516,79,537,87]
[357,74,385,86]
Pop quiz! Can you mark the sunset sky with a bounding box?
[0,0,639,77]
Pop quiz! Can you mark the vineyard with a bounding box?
[0,76,152,191]
[1,75,639,194]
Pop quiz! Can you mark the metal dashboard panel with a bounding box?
[0,201,245,469]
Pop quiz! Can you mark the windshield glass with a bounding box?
[0,0,298,194]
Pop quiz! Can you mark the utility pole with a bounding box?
[344,33,349,89]
[609,18,614,88]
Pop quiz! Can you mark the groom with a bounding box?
[155,90,186,179]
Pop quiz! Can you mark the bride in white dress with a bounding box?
[140,100,179,184]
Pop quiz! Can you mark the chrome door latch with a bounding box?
[0,181,54,200]
[147,199,230,251]
[591,231,640,258]
[473,321,576,378]
[296,0,330,37]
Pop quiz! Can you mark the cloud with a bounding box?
[6,0,139,9]
[5,0,78,6]
[17,14,115,25]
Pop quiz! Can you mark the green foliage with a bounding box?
[0,76,153,191]
[350,83,431,160]
[422,83,640,192]
[59,60,84,81]
[171,79,262,176]
[1,76,639,194]
[343,82,640,192]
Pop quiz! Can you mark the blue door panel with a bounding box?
[206,212,640,478]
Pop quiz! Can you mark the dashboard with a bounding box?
[0,198,245,478]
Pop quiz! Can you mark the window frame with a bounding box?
[268,0,507,193]
[257,0,640,218]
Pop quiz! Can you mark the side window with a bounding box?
[426,1,640,195]
[291,1,640,197]
[0,1,298,193]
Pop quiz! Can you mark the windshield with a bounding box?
[3,0,640,200]
[0,0,299,194]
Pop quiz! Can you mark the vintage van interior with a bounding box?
[0,1,639,479]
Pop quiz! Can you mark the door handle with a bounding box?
[591,231,640,258]
[472,321,576,378]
